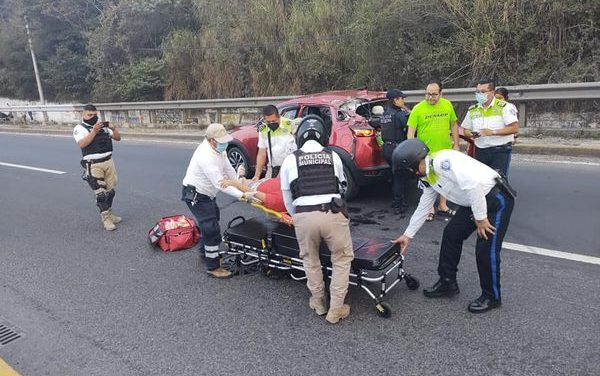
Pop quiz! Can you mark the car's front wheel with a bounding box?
[342,163,359,201]
[227,146,251,177]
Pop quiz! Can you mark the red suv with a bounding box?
[226,89,391,199]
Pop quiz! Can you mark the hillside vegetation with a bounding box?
[0,0,598,102]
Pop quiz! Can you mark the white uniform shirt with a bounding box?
[257,121,297,167]
[280,140,346,214]
[73,123,114,160]
[404,150,499,238]
[182,139,243,199]
[461,98,519,148]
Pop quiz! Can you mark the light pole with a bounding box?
[24,15,48,125]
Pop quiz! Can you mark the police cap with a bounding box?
[386,88,407,100]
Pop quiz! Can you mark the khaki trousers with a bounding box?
[87,158,118,194]
[293,211,354,308]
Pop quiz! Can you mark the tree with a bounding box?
[87,0,197,101]
[0,0,39,100]
[0,0,598,102]
[115,57,165,101]
[41,44,93,101]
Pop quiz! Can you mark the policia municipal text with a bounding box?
[73,104,122,231]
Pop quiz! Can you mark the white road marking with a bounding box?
[1,132,599,265]
[0,162,66,175]
[0,131,72,139]
[0,131,200,145]
[516,157,600,166]
[124,138,199,145]
[503,242,600,265]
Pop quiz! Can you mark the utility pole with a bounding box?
[24,16,48,125]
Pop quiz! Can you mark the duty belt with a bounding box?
[182,185,213,206]
[185,185,212,200]
[477,142,512,150]
[295,203,332,213]
[83,155,112,164]
[487,178,517,200]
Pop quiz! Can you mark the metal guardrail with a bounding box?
[0,82,598,113]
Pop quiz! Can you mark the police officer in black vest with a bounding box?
[380,88,411,214]
[73,104,122,231]
[280,115,354,324]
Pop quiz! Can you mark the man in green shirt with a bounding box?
[407,80,460,220]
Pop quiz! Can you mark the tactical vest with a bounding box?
[290,149,339,199]
[380,106,407,143]
[80,123,113,157]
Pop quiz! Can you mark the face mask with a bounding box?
[268,122,279,131]
[84,115,98,125]
[215,142,228,153]
[475,92,488,106]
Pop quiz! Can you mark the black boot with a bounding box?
[423,278,459,298]
[393,201,407,215]
[467,295,502,313]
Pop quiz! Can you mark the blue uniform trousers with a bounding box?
[183,188,222,271]
[438,189,514,300]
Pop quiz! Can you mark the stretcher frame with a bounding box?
[223,214,419,318]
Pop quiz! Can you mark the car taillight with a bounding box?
[352,129,374,137]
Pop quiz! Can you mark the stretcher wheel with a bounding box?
[375,302,392,318]
[405,275,420,290]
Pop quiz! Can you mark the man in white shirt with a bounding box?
[73,104,122,231]
[392,139,515,313]
[182,123,260,279]
[252,105,296,180]
[461,79,519,176]
[280,116,353,324]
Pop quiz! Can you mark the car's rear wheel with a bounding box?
[342,163,359,201]
[227,146,250,176]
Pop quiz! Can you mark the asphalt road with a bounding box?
[0,133,598,376]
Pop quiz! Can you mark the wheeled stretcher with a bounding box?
[223,215,420,317]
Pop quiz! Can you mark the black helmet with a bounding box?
[295,115,329,148]
[392,139,429,173]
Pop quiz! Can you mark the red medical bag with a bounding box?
[148,215,201,252]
